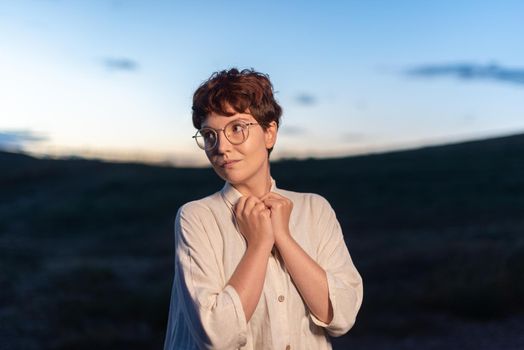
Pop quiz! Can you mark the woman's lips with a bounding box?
[221,160,240,168]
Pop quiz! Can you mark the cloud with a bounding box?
[340,132,368,143]
[0,130,47,151]
[405,62,524,86]
[295,93,316,106]
[279,125,307,136]
[102,57,139,72]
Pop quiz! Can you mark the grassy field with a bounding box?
[1,132,523,349]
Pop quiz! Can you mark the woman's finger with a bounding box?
[251,202,270,218]
[260,192,286,201]
[252,201,267,210]
[243,196,260,216]
[262,198,280,209]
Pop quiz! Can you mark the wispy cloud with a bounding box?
[0,130,47,151]
[102,57,139,72]
[279,125,307,136]
[340,132,368,143]
[405,62,524,86]
[295,93,316,106]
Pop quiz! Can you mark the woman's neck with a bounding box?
[233,166,272,199]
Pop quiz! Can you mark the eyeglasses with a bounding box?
[193,119,260,151]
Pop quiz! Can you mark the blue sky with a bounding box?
[1,0,523,166]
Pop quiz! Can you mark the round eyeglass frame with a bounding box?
[192,119,260,151]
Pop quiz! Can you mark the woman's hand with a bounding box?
[260,192,293,245]
[234,196,275,249]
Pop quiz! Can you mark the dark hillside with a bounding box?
[1,132,523,349]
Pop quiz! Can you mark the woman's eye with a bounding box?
[231,123,244,133]
[202,131,215,141]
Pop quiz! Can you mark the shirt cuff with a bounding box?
[223,284,249,347]
[309,271,337,328]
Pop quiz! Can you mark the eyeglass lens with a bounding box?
[195,120,249,150]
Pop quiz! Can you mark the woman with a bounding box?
[164,68,363,350]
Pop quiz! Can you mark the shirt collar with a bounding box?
[221,177,277,208]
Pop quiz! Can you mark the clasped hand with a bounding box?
[233,192,293,248]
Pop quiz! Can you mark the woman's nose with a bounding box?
[216,130,233,153]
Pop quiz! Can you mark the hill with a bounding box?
[1,132,523,349]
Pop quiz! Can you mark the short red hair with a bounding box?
[192,68,282,132]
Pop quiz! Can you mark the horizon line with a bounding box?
[2,128,523,168]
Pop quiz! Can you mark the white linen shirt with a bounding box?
[163,178,363,350]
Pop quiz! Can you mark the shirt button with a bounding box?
[285,345,291,350]
[278,295,285,302]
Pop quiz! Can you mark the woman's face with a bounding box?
[202,109,277,186]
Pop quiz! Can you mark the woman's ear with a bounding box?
[264,121,278,149]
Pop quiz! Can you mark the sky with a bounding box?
[1,0,523,166]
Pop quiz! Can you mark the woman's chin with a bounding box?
[221,172,245,185]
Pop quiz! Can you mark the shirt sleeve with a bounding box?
[308,195,364,337]
[166,202,248,349]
